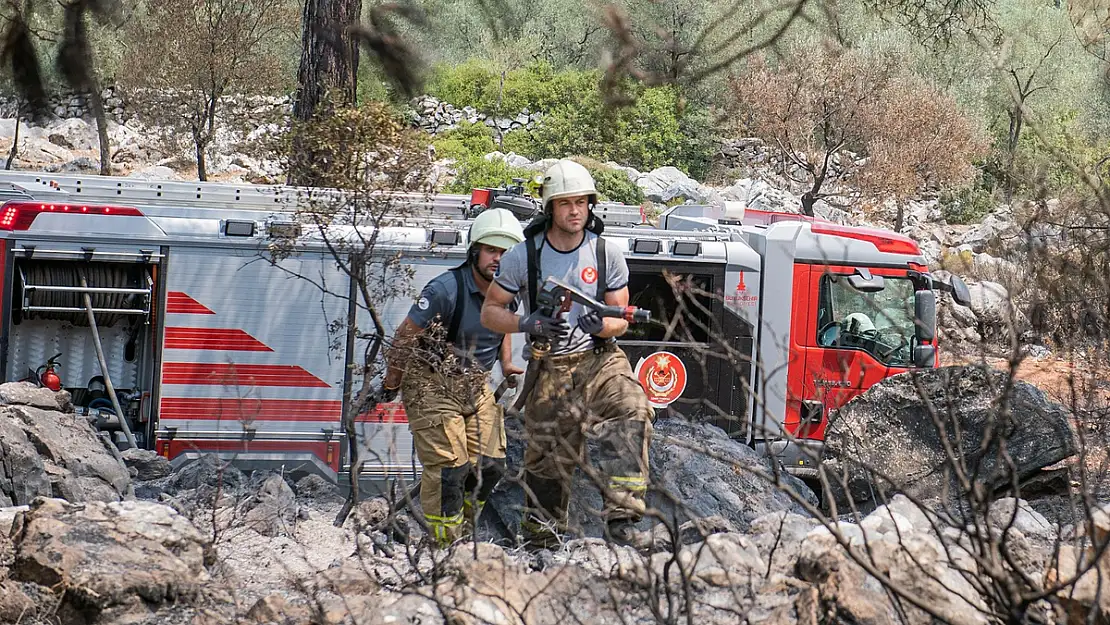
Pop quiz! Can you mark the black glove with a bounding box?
[379,385,399,403]
[577,310,604,336]
[518,309,570,339]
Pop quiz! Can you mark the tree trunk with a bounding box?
[1005,103,1024,203]
[6,114,19,170]
[894,203,905,233]
[88,86,112,176]
[293,0,362,122]
[195,138,208,181]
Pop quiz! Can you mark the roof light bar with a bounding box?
[671,240,701,256]
[810,223,921,256]
[431,229,460,246]
[0,201,144,231]
[633,238,662,254]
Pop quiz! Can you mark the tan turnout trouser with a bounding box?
[521,343,654,543]
[401,364,507,547]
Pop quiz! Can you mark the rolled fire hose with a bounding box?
[80,271,137,449]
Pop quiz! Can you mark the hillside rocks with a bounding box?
[0,382,132,506]
[8,497,211,623]
[822,365,1077,512]
[411,95,542,135]
[483,417,815,543]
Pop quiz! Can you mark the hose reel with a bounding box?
[17,261,153,326]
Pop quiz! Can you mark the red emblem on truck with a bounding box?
[635,351,687,407]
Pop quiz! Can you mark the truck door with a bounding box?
[800,264,919,440]
[620,261,750,433]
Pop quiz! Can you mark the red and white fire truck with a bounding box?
[0,170,968,482]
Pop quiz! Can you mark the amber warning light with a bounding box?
[0,201,145,231]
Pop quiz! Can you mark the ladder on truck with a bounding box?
[0,170,649,227]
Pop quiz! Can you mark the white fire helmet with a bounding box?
[540,159,598,210]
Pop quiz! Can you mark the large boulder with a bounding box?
[45,117,97,151]
[484,417,815,543]
[637,166,709,204]
[10,497,211,622]
[822,365,1078,512]
[0,399,132,506]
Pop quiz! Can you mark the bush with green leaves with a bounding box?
[939,186,997,224]
[442,155,534,194]
[432,121,498,161]
[425,61,713,179]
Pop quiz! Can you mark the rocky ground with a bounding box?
[0,361,1106,625]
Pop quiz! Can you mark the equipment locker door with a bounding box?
[620,261,743,428]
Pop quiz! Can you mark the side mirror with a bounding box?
[949,275,972,308]
[914,290,937,342]
[913,344,936,368]
[846,267,885,293]
[934,272,972,307]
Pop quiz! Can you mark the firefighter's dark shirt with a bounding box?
[406,267,515,371]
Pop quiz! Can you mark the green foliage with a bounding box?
[432,121,498,161]
[939,185,997,224]
[514,83,713,179]
[443,155,534,194]
[425,60,598,115]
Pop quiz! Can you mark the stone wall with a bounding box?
[0,86,127,123]
[410,95,542,136]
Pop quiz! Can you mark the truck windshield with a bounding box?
[816,273,916,367]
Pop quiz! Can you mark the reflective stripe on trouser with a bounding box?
[522,345,653,535]
[402,365,507,546]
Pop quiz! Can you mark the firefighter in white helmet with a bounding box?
[382,208,526,547]
[480,159,655,549]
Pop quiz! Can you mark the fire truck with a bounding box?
[0,170,969,483]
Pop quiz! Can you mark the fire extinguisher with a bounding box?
[38,354,62,391]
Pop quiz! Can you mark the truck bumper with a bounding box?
[753,439,824,479]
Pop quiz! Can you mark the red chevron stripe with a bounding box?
[162,362,331,388]
[167,292,214,314]
[165,327,272,352]
[159,397,341,421]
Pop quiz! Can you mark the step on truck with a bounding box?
[0,170,969,484]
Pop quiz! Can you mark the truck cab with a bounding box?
[658,203,970,475]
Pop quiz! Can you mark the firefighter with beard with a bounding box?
[382,208,526,547]
[480,159,655,549]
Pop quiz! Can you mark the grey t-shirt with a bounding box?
[494,231,629,357]
[407,266,514,371]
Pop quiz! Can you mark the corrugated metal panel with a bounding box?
[8,319,140,388]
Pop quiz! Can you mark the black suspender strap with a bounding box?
[446,267,466,344]
[526,234,540,313]
[595,236,607,301]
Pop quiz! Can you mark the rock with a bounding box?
[127,165,182,180]
[967,280,1026,343]
[822,365,1078,512]
[715,177,803,213]
[45,117,97,150]
[958,208,1021,253]
[0,404,131,505]
[246,593,314,623]
[750,511,820,577]
[676,532,766,587]
[12,497,210,618]
[241,472,299,537]
[0,580,36,622]
[485,417,814,543]
[0,382,64,410]
[163,453,245,495]
[0,418,49,506]
[637,166,700,203]
[798,530,990,624]
[987,497,1055,541]
[121,447,173,481]
[294,473,343,503]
